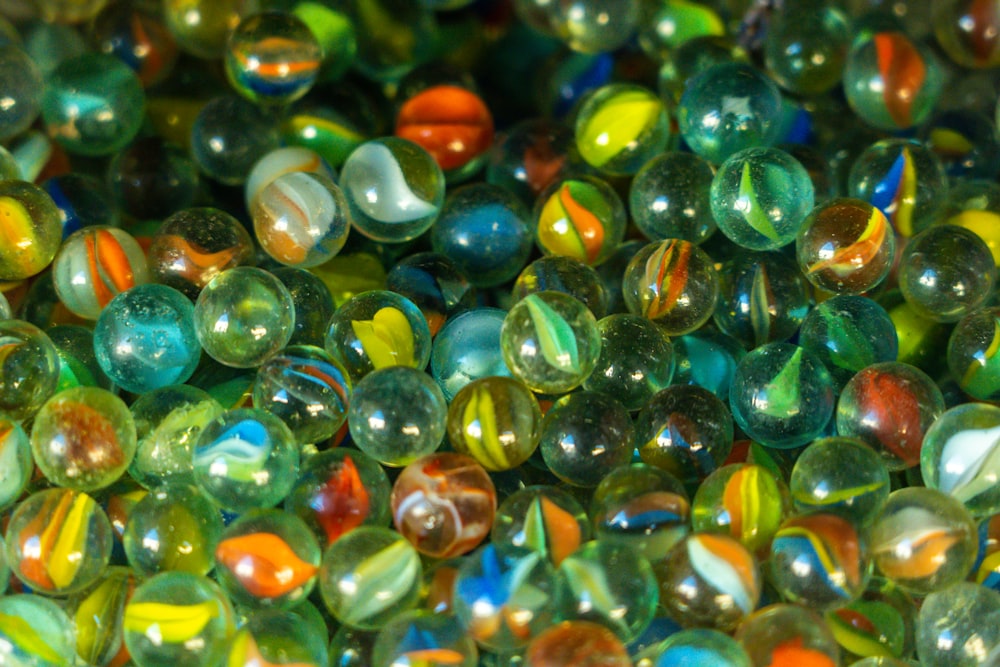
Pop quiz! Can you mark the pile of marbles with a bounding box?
[3,0,1000,666]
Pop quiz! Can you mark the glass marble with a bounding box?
[23,20,86,76]
[163,0,245,58]
[526,620,630,667]
[848,138,948,239]
[89,0,178,87]
[123,572,235,667]
[678,63,783,165]
[658,33,749,105]
[194,267,295,369]
[148,207,255,300]
[245,146,335,212]
[710,147,815,251]
[921,403,1000,517]
[916,582,1000,667]
[0,141,26,183]
[325,290,432,382]
[0,319,60,422]
[629,151,717,244]
[636,385,734,490]
[673,328,747,398]
[554,540,657,642]
[638,0,725,60]
[253,345,350,445]
[94,284,201,393]
[107,136,200,221]
[837,361,946,471]
[655,532,762,631]
[513,256,608,320]
[129,385,224,489]
[386,252,476,337]
[349,0,438,81]
[653,628,752,667]
[431,183,534,288]
[736,604,841,667]
[868,487,978,595]
[281,101,369,171]
[67,565,134,667]
[391,452,496,559]
[340,137,445,243]
[713,251,811,350]
[848,658,914,667]
[549,0,640,53]
[486,117,576,207]
[799,295,898,388]
[453,544,556,653]
[430,308,510,401]
[825,576,916,662]
[791,437,891,525]
[52,226,149,321]
[0,420,30,510]
[574,83,669,176]
[844,29,943,131]
[0,180,63,282]
[0,45,42,141]
[122,482,222,577]
[500,291,601,395]
[933,0,1000,68]
[106,482,145,544]
[5,488,113,596]
[421,557,461,615]
[327,625,376,667]
[347,365,447,467]
[884,287,952,370]
[225,11,321,107]
[948,305,1000,401]
[291,0,355,82]
[492,485,590,567]
[622,239,719,335]
[692,463,790,557]
[590,464,690,562]
[581,313,674,410]
[284,447,391,547]
[190,95,280,185]
[539,390,633,487]
[769,513,870,611]
[226,608,330,667]
[0,595,77,667]
[899,225,996,322]
[975,513,1000,591]
[214,508,321,609]
[730,343,835,450]
[921,109,1000,181]
[941,179,1000,264]
[764,1,851,95]
[41,53,145,157]
[533,176,626,268]
[319,526,423,630]
[192,407,300,513]
[396,84,494,181]
[31,386,136,492]
[373,610,476,667]
[796,198,896,295]
[447,376,541,472]
[273,266,336,347]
